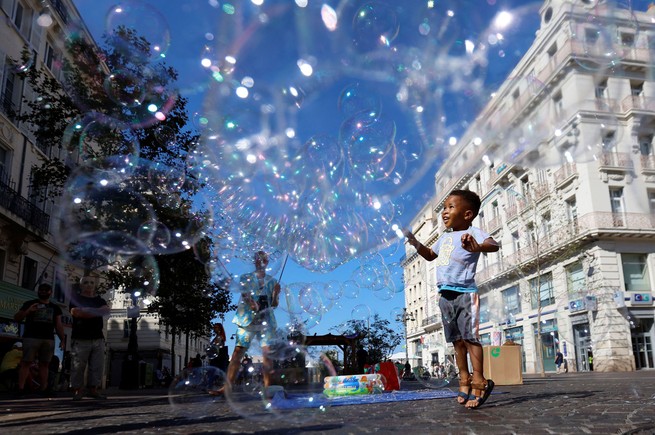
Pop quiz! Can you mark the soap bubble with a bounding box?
[169,366,227,419]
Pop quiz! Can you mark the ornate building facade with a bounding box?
[403,0,655,373]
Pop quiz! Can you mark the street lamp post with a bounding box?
[396,308,416,364]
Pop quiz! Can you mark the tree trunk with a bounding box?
[171,326,177,375]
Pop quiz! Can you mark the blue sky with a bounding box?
[69,0,655,352]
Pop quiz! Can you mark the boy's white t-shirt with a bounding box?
[431,226,491,291]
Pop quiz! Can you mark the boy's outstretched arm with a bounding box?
[403,229,438,261]
[461,233,500,253]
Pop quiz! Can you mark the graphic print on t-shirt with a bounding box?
[434,235,454,267]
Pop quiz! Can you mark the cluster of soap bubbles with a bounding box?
[169,340,336,423]
[193,0,650,272]
[191,0,531,273]
[42,1,216,301]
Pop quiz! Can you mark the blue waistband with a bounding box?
[438,284,477,293]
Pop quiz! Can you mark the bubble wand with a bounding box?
[215,256,231,279]
[277,253,289,282]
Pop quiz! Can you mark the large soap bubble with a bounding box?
[168,366,227,419]
[195,0,503,271]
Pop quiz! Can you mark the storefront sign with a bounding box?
[569,296,597,312]
[632,293,653,305]
[568,299,585,312]
[584,295,597,311]
[0,321,19,337]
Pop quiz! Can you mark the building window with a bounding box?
[0,146,9,181]
[602,130,617,150]
[541,212,551,240]
[553,92,563,119]
[502,285,521,317]
[123,320,130,338]
[1,64,23,120]
[610,187,624,226]
[640,136,653,156]
[621,32,635,47]
[511,231,520,252]
[621,253,651,291]
[530,272,554,309]
[0,248,5,280]
[532,319,558,369]
[648,191,655,215]
[586,28,600,45]
[21,256,38,290]
[480,296,489,323]
[9,0,32,40]
[566,197,578,227]
[547,43,557,59]
[505,326,524,342]
[631,80,644,97]
[44,39,62,75]
[526,222,537,245]
[595,79,607,99]
[566,261,585,299]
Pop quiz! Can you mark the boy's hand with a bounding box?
[403,229,417,245]
[461,233,481,252]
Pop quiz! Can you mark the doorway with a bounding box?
[632,318,654,369]
[573,323,591,371]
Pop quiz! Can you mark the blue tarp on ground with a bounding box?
[271,388,462,409]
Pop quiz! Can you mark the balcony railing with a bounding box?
[422,314,440,328]
[621,95,655,113]
[484,216,502,234]
[495,36,654,131]
[476,211,655,283]
[640,155,655,172]
[505,203,519,220]
[48,0,69,24]
[0,92,17,122]
[596,152,634,169]
[553,163,577,186]
[0,176,50,234]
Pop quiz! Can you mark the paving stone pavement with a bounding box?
[0,371,653,434]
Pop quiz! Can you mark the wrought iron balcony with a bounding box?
[0,174,50,234]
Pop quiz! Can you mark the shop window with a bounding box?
[533,319,558,372]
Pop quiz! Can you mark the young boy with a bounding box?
[404,189,499,409]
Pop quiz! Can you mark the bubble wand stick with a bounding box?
[278,253,289,282]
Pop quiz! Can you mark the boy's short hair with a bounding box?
[449,189,482,218]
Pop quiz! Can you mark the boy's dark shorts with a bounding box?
[438,290,481,344]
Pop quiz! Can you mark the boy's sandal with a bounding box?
[466,379,495,409]
[457,377,472,405]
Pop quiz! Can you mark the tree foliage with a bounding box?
[16,28,232,343]
[333,314,403,364]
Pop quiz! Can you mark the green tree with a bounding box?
[16,29,232,372]
[333,314,403,364]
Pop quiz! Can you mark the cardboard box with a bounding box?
[483,345,523,385]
